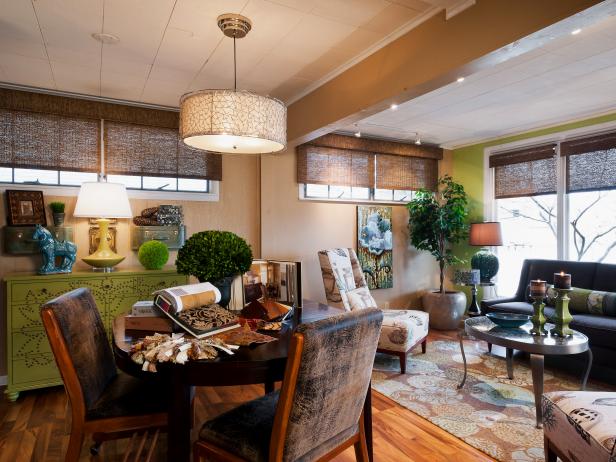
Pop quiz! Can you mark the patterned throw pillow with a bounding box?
[545,286,616,316]
[345,287,378,311]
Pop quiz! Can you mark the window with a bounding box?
[490,131,616,296]
[0,109,220,196]
[297,140,438,203]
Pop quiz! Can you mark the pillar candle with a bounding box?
[554,272,572,289]
[530,279,547,297]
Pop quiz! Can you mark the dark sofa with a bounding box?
[482,259,616,383]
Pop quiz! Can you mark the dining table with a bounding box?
[113,299,374,462]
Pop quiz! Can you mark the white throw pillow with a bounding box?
[346,286,377,311]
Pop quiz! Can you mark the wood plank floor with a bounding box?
[0,331,494,462]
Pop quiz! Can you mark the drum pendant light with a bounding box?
[179,14,287,154]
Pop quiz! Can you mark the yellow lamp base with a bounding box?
[82,218,125,270]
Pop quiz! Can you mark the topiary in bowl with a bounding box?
[138,240,169,270]
[176,230,253,307]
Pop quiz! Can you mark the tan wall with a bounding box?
[0,154,260,377]
[261,143,452,309]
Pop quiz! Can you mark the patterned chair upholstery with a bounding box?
[542,391,616,462]
[318,248,429,373]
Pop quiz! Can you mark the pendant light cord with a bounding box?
[233,36,237,91]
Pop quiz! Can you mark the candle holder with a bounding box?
[553,288,574,337]
[530,295,548,336]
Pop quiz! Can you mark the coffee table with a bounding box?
[457,316,592,428]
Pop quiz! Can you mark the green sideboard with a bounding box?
[4,267,188,401]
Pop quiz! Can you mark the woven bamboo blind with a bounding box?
[296,144,373,187]
[375,154,438,191]
[490,144,557,199]
[104,121,222,181]
[561,131,616,193]
[0,109,100,172]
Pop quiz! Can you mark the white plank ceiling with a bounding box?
[341,2,616,148]
[0,0,467,107]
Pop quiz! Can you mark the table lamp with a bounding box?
[74,182,133,271]
[469,222,503,283]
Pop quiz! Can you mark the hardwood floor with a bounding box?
[0,332,494,462]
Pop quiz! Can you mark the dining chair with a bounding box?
[318,248,429,373]
[194,307,384,462]
[41,288,168,462]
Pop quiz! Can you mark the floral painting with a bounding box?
[357,206,393,289]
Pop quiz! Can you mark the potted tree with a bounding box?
[406,175,469,329]
[176,230,253,308]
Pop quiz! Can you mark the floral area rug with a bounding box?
[371,339,603,462]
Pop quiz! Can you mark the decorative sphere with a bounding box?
[471,250,499,283]
[138,241,169,270]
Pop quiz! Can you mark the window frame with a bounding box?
[484,119,616,261]
[298,183,415,205]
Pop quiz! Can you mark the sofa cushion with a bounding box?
[545,287,616,317]
[593,263,616,292]
[543,391,616,462]
[570,314,616,350]
[526,260,597,290]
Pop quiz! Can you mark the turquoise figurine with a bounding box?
[32,224,77,274]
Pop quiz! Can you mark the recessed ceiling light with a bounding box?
[354,130,361,138]
[91,32,120,44]
[414,134,421,145]
[390,103,398,110]
[571,28,582,35]
[457,77,465,83]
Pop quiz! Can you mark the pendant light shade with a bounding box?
[179,13,287,155]
[180,89,286,154]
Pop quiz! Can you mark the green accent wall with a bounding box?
[450,111,616,293]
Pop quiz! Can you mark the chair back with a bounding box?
[271,308,383,461]
[318,248,376,311]
[41,288,117,418]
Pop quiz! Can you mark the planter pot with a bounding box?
[422,290,467,330]
[210,276,235,308]
[52,212,65,226]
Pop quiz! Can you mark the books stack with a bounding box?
[125,301,173,333]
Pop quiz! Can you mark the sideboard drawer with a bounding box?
[12,354,60,386]
[12,329,52,358]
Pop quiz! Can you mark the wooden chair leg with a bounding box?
[65,426,85,462]
[421,338,427,354]
[193,441,205,462]
[354,413,369,462]
[543,435,557,462]
[399,352,407,374]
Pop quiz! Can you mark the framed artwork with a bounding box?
[5,190,47,226]
[357,206,393,289]
[89,226,117,254]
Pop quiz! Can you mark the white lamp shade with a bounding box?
[179,89,286,154]
[74,182,133,218]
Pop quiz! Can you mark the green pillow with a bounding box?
[546,286,616,316]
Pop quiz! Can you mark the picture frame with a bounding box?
[5,190,47,226]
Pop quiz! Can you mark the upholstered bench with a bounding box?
[318,248,429,373]
[543,391,616,462]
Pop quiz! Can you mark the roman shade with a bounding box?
[296,144,373,187]
[375,154,438,191]
[0,109,100,173]
[104,121,222,181]
[561,132,616,193]
[490,143,557,199]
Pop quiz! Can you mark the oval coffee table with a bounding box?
[457,316,592,428]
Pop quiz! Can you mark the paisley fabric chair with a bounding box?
[318,248,429,373]
[41,288,168,462]
[194,308,383,462]
[542,391,616,462]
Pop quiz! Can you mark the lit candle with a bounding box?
[530,279,547,297]
[554,271,572,289]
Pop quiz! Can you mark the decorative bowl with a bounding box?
[486,312,530,328]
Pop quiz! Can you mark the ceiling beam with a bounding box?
[287,0,603,145]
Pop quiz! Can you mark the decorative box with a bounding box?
[3,226,74,255]
[454,269,481,285]
[131,225,186,250]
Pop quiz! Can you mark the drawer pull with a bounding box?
[41,288,47,294]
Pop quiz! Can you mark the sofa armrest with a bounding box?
[481,296,520,311]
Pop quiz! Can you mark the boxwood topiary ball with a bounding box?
[138,240,169,270]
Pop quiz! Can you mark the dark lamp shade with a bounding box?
[469,222,503,246]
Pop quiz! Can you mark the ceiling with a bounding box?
[341,2,616,149]
[0,0,468,107]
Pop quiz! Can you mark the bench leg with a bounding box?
[421,338,427,354]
